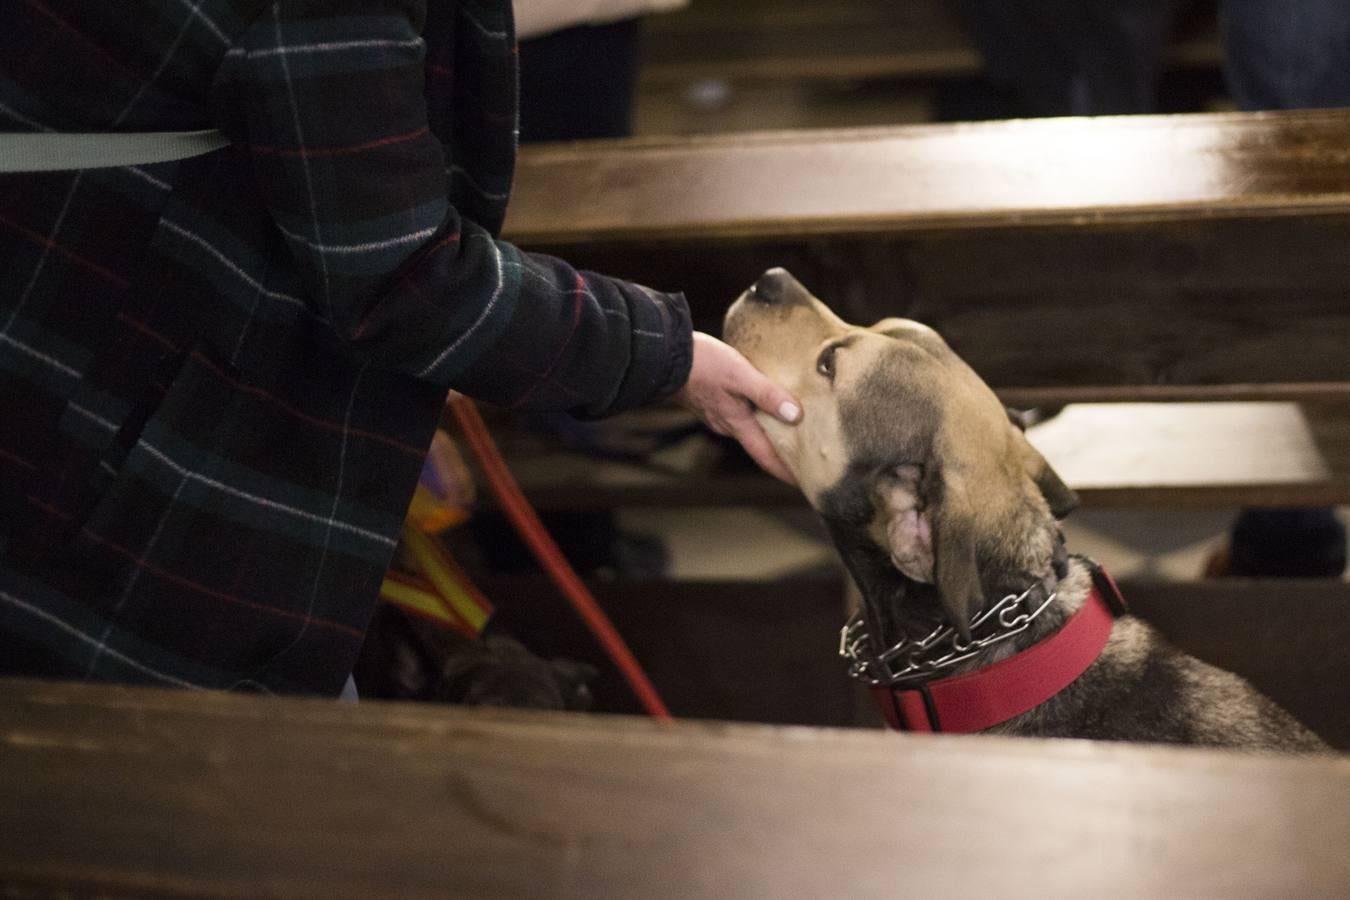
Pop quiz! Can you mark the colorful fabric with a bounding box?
[0,0,691,694]
[380,527,494,640]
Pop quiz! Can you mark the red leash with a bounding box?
[448,394,673,721]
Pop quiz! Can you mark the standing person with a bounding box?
[954,0,1350,117]
[0,0,799,695]
[515,0,688,142]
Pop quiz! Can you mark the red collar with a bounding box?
[873,570,1126,733]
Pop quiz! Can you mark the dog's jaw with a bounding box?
[823,477,1080,678]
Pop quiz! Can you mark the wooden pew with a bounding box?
[4,678,1348,898]
[486,110,1350,742]
[640,0,1222,87]
[495,109,1350,508]
[506,109,1350,245]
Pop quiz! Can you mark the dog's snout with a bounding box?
[749,267,794,305]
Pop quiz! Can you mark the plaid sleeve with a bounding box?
[212,1,691,417]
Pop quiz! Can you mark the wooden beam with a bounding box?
[3,678,1348,898]
[504,110,1350,245]
[478,402,1350,511]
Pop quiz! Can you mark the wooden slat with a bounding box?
[1026,401,1350,506]
[639,0,1222,85]
[480,401,1350,511]
[3,678,1349,899]
[503,110,1350,245]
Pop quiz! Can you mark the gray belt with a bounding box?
[0,129,229,173]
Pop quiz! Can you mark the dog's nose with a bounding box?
[749,267,793,305]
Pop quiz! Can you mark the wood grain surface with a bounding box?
[3,678,1349,899]
[504,110,1350,244]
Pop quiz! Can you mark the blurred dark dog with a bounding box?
[356,604,596,711]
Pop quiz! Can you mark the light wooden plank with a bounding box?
[1028,402,1331,488]
[2,679,1348,898]
[482,402,1350,511]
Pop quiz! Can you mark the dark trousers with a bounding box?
[517,18,642,143]
[957,0,1350,115]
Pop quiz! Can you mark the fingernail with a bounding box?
[778,401,802,423]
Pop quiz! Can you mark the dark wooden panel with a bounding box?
[455,574,1350,747]
[3,678,1349,899]
[480,575,860,726]
[1127,579,1350,750]
[641,0,984,84]
[520,215,1350,396]
[504,111,1350,245]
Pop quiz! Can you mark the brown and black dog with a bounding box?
[725,268,1325,751]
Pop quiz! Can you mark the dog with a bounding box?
[724,268,1326,752]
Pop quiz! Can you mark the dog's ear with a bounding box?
[1004,410,1077,518]
[877,464,983,638]
[1014,432,1078,519]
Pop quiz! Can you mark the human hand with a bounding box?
[675,332,801,484]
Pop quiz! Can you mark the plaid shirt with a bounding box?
[0,0,691,694]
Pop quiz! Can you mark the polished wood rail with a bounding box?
[2,678,1348,898]
[505,110,1350,245]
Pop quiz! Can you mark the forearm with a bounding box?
[215,0,690,415]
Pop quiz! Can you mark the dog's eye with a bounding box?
[816,345,837,380]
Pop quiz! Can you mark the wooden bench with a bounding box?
[495,109,1350,510]
[4,678,1348,898]
[639,0,1222,87]
[485,109,1350,742]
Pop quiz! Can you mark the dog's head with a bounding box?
[724,268,1077,635]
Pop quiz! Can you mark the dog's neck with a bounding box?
[828,518,1090,679]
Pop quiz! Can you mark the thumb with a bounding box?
[736,361,801,425]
